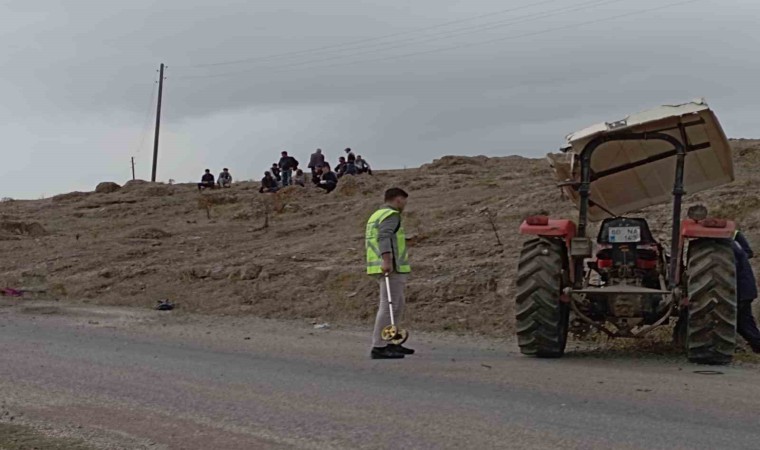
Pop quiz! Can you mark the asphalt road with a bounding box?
[1,301,760,450]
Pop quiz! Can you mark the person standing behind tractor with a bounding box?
[733,229,760,353]
[366,188,413,359]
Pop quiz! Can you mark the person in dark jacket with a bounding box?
[733,230,760,352]
[308,149,325,181]
[335,157,347,178]
[259,171,279,193]
[198,169,215,191]
[278,151,298,187]
[345,147,356,163]
[316,163,338,193]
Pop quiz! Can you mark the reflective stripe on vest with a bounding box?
[366,208,411,274]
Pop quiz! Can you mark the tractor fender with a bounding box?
[519,217,577,248]
[681,218,737,240]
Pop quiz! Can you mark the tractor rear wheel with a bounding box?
[686,239,737,365]
[516,237,569,358]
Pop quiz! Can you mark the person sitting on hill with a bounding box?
[317,163,338,193]
[294,169,306,187]
[218,168,233,188]
[312,168,322,186]
[356,155,373,175]
[335,157,347,178]
[270,163,282,184]
[342,159,358,178]
[198,169,215,191]
[259,171,279,193]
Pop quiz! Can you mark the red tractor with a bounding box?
[516,100,738,365]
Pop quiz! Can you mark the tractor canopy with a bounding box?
[550,99,733,221]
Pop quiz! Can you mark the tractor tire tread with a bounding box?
[686,238,737,365]
[515,237,568,358]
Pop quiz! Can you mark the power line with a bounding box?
[133,75,158,156]
[177,0,626,79]
[174,0,702,81]
[172,0,565,68]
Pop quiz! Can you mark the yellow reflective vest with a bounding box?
[365,208,410,274]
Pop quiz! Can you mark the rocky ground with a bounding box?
[1,139,759,339]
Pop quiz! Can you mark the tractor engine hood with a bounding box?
[549,99,734,222]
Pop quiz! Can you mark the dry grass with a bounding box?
[1,141,759,341]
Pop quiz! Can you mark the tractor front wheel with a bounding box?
[686,238,737,365]
[515,237,569,358]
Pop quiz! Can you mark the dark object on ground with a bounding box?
[156,299,175,311]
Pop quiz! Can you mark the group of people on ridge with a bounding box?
[261,148,372,194]
[195,148,373,195]
[197,168,233,191]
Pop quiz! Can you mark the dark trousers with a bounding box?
[318,181,336,193]
[738,299,760,349]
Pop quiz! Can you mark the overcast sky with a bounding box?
[1,0,758,199]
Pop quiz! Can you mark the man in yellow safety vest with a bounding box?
[365,188,413,359]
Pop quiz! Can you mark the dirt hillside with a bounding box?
[1,139,759,337]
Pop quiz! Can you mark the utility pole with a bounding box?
[131,157,136,180]
[151,63,165,182]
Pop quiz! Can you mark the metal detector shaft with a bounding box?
[384,274,396,327]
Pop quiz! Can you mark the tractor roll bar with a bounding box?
[576,131,687,289]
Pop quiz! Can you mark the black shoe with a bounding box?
[371,346,405,359]
[388,344,415,355]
